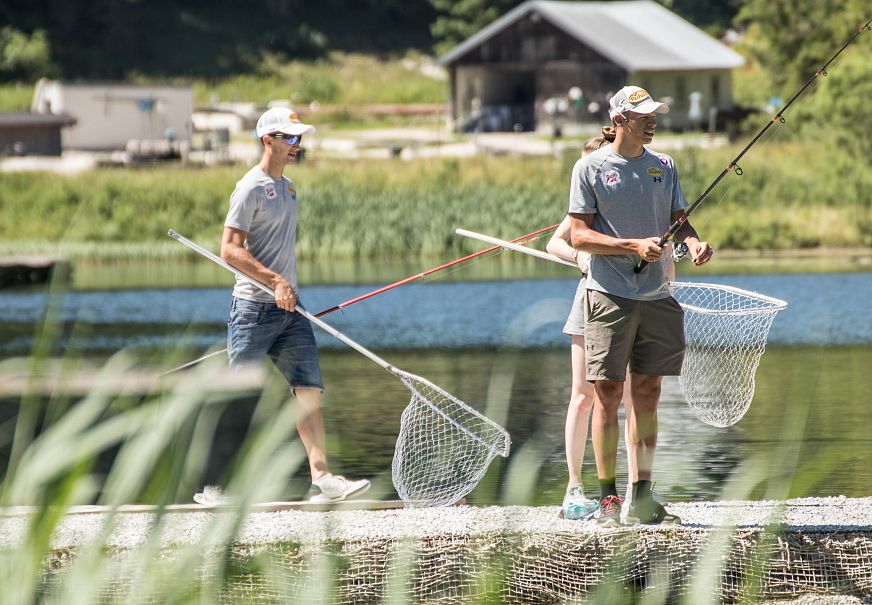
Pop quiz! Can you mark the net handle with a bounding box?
[169,229,512,457]
[167,229,397,374]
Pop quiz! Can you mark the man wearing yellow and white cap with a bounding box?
[567,86,712,526]
[209,107,369,504]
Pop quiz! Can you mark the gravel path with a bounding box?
[1,496,870,550]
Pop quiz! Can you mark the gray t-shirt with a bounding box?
[568,145,688,300]
[224,165,298,303]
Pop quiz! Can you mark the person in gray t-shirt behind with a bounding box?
[568,86,713,526]
[211,107,369,504]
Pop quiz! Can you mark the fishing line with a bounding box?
[635,16,872,273]
[684,71,829,244]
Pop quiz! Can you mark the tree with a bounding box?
[735,0,869,92]
[661,0,741,35]
[430,0,522,56]
[791,52,872,156]
[0,26,55,82]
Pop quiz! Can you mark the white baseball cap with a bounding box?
[608,86,669,120]
[255,107,316,138]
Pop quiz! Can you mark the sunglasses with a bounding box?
[270,133,302,145]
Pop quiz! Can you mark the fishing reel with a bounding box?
[671,241,690,262]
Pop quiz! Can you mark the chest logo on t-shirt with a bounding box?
[604,170,621,185]
[287,183,296,197]
[264,184,277,200]
[647,166,664,182]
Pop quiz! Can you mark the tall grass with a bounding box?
[0,82,34,112]
[0,140,869,262]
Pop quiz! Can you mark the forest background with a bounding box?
[0,0,870,259]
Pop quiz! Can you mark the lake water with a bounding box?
[1,270,871,505]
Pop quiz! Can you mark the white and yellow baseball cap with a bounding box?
[608,86,669,119]
[255,107,316,138]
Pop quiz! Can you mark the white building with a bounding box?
[31,79,194,151]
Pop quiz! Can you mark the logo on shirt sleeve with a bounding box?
[264,184,277,200]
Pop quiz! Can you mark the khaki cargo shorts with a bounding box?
[583,289,685,382]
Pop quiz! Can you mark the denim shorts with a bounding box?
[227,297,324,392]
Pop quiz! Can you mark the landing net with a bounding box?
[672,281,788,427]
[392,371,510,507]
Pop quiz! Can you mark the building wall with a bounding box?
[445,10,738,132]
[535,61,626,126]
[631,69,735,130]
[32,81,194,150]
[0,126,63,156]
[449,15,622,131]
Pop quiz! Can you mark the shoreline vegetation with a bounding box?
[1,143,870,265]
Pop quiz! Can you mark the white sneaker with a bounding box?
[193,485,231,506]
[309,474,371,503]
[561,485,600,520]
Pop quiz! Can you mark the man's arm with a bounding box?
[569,213,665,263]
[670,210,713,266]
[220,226,297,311]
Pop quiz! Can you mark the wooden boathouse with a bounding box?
[438,0,745,132]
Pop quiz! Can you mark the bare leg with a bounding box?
[592,379,624,481]
[624,375,637,483]
[565,336,595,485]
[294,387,329,482]
[627,373,662,482]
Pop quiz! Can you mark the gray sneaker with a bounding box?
[309,474,371,503]
[622,482,666,520]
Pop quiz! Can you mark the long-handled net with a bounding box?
[392,372,510,507]
[168,230,511,507]
[671,281,788,427]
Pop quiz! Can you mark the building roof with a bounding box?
[0,112,77,128]
[438,0,745,71]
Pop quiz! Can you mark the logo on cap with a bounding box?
[628,89,650,103]
[288,111,300,123]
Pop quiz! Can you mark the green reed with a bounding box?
[0,139,869,264]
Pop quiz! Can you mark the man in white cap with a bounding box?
[210,107,369,503]
[567,86,713,525]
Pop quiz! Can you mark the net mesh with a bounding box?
[391,371,511,507]
[32,500,872,604]
[672,281,788,427]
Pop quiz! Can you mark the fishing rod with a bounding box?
[162,222,559,375]
[635,16,872,274]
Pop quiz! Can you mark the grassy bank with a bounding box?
[0,52,446,114]
[1,140,869,261]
